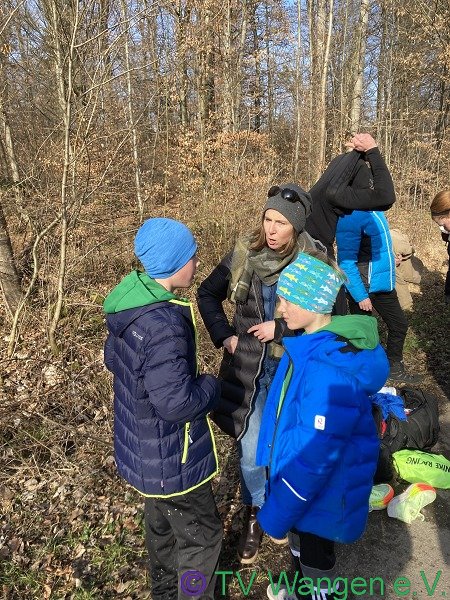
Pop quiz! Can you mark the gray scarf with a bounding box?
[229,233,316,304]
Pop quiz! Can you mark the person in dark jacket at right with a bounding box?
[430,189,450,305]
[306,133,396,255]
[306,133,396,314]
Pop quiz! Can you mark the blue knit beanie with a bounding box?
[134,218,197,279]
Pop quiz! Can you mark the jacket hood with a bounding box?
[318,315,379,349]
[284,316,388,394]
[103,270,176,314]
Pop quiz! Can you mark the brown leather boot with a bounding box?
[237,506,263,564]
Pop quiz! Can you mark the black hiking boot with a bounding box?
[388,361,423,385]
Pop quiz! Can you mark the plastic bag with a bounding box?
[387,483,436,524]
[392,449,450,489]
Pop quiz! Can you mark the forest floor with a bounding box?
[0,212,449,600]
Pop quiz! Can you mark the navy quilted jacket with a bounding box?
[104,271,220,497]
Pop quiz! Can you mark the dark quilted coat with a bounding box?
[443,231,450,297]
[197,252,265,439]
[197,232,316,440]
[104,298,220,497]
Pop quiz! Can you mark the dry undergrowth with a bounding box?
[0,201,449,600]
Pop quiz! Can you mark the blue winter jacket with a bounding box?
[336,210,395,302]
[256,315,389,543]
[104,271,220,497]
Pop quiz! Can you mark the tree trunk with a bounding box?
[121,0,143,221]
[264,2,274,134]
[197,3,215,127]
[293,0,303,177]
[435,73,449,151]
[315,0,334,179]
[0,195,22,316]
[222,0,235,132]
[47,0,75,355]
[249,0,262,131]
[348,0,369,133]
[175,0,190,127]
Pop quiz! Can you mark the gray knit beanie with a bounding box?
[264,183,312,232]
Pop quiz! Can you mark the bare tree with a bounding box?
[348,0,369,133]
[308,0,334,179]
[120,0,143,220]
[0,193,22,316]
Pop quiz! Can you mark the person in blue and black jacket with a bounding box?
[103,218,222,600]
[336,208,422,384]
[306,133,396,315]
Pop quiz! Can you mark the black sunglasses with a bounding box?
[267,185,301,204]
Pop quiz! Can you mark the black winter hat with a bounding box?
[264,183,312,232]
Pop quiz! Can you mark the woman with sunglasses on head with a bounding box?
[197,184,317,564]
[430,190,450,305]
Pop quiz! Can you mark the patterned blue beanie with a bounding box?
[277,252,346,314]
[134,218,197,279]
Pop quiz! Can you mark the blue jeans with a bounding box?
[238,358,279,507]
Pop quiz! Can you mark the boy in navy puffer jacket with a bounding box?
[104,218,222,600]
[256,251,389,600]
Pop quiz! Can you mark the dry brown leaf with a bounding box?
[115,581,133,593]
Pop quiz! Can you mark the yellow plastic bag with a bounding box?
[392,449,450,489]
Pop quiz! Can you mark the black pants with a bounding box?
[347,289,408,362]
[445,242,450,297]
[288,530,336,581]
[332,287,348,316]
[144,481,222,600]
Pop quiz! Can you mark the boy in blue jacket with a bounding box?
[104,218,222,600]
[256,251,389,600]
[336,209,421,384]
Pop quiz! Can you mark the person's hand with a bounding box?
[395,254,402,267]
[345,133,377,153]
[247,321,276,343]
[223,335,238,355]
[344,139,355,151]
[358,298,373,311]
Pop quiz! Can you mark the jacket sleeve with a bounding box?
[142,314,220,424]
[327,148,395,212]
[257,368,365,539]
[196,251,236,348]
[336,215,369,302]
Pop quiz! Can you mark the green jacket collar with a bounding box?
[316,315,380,350]
[103,270,177,314]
